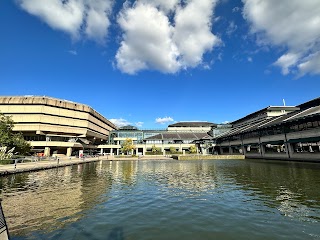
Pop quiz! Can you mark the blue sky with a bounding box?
[1,0,319,129]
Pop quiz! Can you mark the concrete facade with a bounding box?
[0,96,117,157]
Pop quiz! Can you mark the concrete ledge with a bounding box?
[172,155,245,160]
[0,158,101,176]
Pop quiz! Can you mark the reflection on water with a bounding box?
[1,159,320,239]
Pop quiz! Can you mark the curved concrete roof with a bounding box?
[0,96,117,129]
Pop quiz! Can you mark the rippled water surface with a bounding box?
[1,159,320,239]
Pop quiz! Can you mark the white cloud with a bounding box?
[247,57,252,62]
[242,0,320,76]
[298,51,320,76]
[155,116,174,124]
[274,52,300,75]
[68,50,78,55]
[18,0,113,43]
[232,7,241,13]
[116,2,180,74]
[135,122,144,127]
[116,0,220,74]
[109,118,131,127]
[173,0,220,67]
[226,21,237,36]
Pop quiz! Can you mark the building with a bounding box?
[0,96,117,157]
[167,122,216,132]
[215,98,320,161]
[99,122,218,155]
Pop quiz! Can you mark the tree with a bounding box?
[151,145,161,154]
[189,145,197,154]
[0,112,30,155]
[169,147,177,154]
[121,138,135,155]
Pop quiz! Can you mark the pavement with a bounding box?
[0,157,102,176]
[0,155,174,176]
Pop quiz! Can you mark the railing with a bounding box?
[0,200,9,240]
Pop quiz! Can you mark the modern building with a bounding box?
[0,96,117,157]
[167,122,216,132]
[99,122,218,155]
[215,98,320,161]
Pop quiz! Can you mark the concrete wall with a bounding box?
[0,96,117,140]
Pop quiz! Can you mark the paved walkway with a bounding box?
[0,157,102,176]
[0,155,174,176]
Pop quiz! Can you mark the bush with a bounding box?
[0,159,14,165]
[145,152,162,155]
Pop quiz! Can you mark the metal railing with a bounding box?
[0,200,9,240]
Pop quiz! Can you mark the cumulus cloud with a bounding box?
[155,117,174,124]
[242,0,320,76]
[109,118,131,127]
[116,0,220,74]
[116,2,180,74]
[18,0,113,43]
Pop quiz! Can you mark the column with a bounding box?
[100,148,103,154]
[44,147,50,157]
[116,148,119,156]
[143,147,146,156]
[67,147,72,157]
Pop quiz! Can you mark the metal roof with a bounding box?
[168,122,216,127]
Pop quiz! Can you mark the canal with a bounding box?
[1,159,320,239]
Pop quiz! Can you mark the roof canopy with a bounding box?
[168,122,216,128]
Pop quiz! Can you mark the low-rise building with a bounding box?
[215,98,320,161]
[99,122,218,155]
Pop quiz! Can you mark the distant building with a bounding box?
[0,96,117,157]
[167,121,216,132]
[100,122,218,155]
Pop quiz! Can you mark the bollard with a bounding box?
[14,159,17,170]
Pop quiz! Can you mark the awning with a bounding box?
[287,136,320,143]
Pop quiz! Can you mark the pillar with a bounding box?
[143,147,146,156]
[116,148,119,155]
[67,147,72,157]
[100,148,103,154]
[229,146,233,154]
[44,147,50,157]
[183,150,185,155]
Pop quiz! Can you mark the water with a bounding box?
[1,159,320,239]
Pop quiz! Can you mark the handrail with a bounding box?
[0,199,10,240]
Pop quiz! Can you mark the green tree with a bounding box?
[169,147,177,154]
[121,138,135,155]
[189,145,197,154]
[151,145,161,154]
[0,112,30,155]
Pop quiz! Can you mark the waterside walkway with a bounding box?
[0,155,174,176]
[0,158,101,176]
